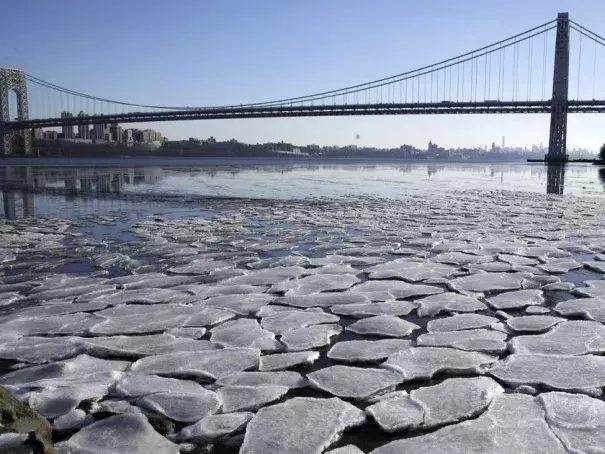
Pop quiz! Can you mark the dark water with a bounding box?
[0,160,604,222]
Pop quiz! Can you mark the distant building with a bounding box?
[61,111,74,139]
[122,129,134,147]
[32,128,43,139]
[428,141,438,154]
[93,123,111,142]
[43,130,59,140]
[136,129,162,142]
[77,111,90,139]
[110,124,123,143]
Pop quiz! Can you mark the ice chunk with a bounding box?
[115,374,204,398]
[278,293,369,308]
[466,262,511,272]
[210,319,280,351]
[307,365,403,400]
[270,274,360,296]
[0,336,87,363]
[370,394,566,454]
[91,288,192,305]
[490,353,605,396]
[137,390,220,422]
[486,289,544,309]
[330,300,417,318]
[305,264,359,275]
[539,260,582,274]
[325,445,365,454]
[85,334,218,357]
[184,307,237,326]
[202,294,274,315]
[432,253,492,266]
[222,267,307,285]
[328,339,412,363]
[0,313,95,337]
[427,314,498,332]
[365,259,457,282]
[346,315,420,338]
[217,385,289,413]
[166,327,206,339]
[131,348,260,379]
[505,315,564,332]
[168,259,234,274]
[415,293,486,317]
[381,347,498,380]
[525,306,551,314]
[216,371,306,389]
[417,329,507,353]
[179,412,253,443]
[52,409,94,430]
[348,280,443,301]
[510,320,605,354]
[30,381,116,419]
[539,391,605,453]
[55,413,179,454]
[572,280,605,298]
[259,351,320,371]
[240,397,365,454]
[261,310,339,334]
[554,297,605,322]
[281,323,342,351]
[498,254,540,266]
[449,272,528,293]
[366,377,503,432]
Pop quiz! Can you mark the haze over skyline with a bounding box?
[2,0,605,150]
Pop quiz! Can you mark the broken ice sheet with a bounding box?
[510,320,605,355]
[345,315,420,338]
[366,377,503,432]
[269,274,360,296]
[348,280,444,301]
[216,385,289,413]
[381,347,498,380]
[55,413,179,454]
[280,323,342,351]
[490,353,605,396]
[276,292,370,308]
[239,397,365,454]
[131,348,260,379]
[328,339,412,363]
[427,314,498,332]
[505,315,564,332]
[259,351,320,371]
[210,318,280,351]
[179,412,253,443]
[449,272,529,293]
[330,300,417,318]
[417,329,507,353]
[115,374,205,398]
[485,289,544,309]
[370,394,567,454]
[216,371,306,389]
[307,365,404,399]
[414,292,487,317]
[261,309,339,334]
[202,294,274,315]
[554,297,605,322]
[365,259,457,282]
[137,389,221,422]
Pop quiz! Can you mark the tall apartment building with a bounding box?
[77,111,90,139]
[61,111,74,139]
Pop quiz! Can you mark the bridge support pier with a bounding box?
[547,13,570,162]
[0,68,32,156]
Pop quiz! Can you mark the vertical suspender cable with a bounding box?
[577,32,582,100]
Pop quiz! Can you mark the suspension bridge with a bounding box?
[1,12,605,161]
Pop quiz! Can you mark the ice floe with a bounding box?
[307,365,404,399]
[328,339,413,363]
[345,315,420,338]
[416,329,507,353]
[259,351,320,371]
[427,314,498,332]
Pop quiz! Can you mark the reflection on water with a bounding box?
[0,160,604,219]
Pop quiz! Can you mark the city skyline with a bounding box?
[2,1,605,150]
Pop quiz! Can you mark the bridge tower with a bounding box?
[547,13,570,162]
[0,68,31,156]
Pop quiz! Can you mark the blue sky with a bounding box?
[2,0,605,150]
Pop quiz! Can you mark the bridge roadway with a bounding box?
[5,100,605,130]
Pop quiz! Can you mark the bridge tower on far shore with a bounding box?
[0,68,31,156]
[547,13,570,162]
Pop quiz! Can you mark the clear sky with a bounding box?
[2,0,605,150]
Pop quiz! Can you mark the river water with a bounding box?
[1,159,605,453]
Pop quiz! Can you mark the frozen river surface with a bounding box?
[1,160,605,453]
